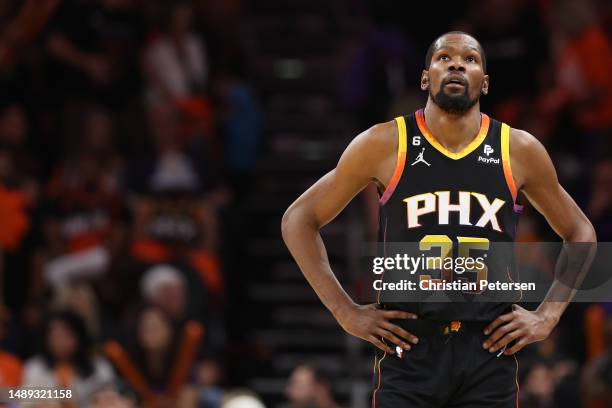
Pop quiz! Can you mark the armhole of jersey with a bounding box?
[379,116,407,205]
[501,123,523,213]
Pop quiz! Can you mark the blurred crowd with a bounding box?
[0,0,610,407]
[0,0,262,407]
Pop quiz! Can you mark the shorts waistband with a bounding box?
[392,319,488,337]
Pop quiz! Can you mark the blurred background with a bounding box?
[0,0,610,407]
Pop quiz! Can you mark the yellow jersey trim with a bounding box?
[501,123,518,202]
[415,109,490,160]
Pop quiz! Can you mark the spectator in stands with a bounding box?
[518,356,581,408]
[130,307,177,391]
[103,306,203,407]
[173,356,226,407]
[144,1,209,107]
[22,311,115,406]
[132,105,212,193]
[42,105,127,289]
[519,361,556,407]
[214,72,262,200]
[52,281,115,345]
[129,244,222,357]
[128,106,224,298]
[286,364,343,408]
[194,357,225,408]
[138,261,225,351]
[140,264,188,323]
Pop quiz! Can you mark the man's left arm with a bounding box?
[483,128,597,356]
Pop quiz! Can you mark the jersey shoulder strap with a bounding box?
[500,122,522,210]
[379,116,408,205]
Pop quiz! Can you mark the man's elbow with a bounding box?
[281,205,303,243]
[584,223,597,243]
[281,207,295,243]
[281,204,317,244]
[573,220,597,243]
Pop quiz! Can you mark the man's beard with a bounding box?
[430,85,479,114]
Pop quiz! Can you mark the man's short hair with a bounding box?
[425,31,487,73]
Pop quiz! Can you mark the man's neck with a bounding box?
[423,99,482,153]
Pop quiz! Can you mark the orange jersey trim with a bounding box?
[379,116,407,205]
[415,109,490,160]
[501,123,518,203]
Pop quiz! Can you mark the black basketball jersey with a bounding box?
[377,109,522,321]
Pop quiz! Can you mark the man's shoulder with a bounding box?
[507,126,544,157]
[336,119,401,185]
[352,119,399,160]
[506,126,553,189]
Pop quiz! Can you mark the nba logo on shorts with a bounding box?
[484,144,494,156]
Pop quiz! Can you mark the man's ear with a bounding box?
[421,70,429,91]
[482,75,489,95]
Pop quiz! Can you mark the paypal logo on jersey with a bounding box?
[478,144,500,164]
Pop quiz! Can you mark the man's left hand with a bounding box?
[482,304,559,356]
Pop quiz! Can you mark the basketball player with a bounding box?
[281,32,596,407]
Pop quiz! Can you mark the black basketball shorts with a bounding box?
[371,319,519,408]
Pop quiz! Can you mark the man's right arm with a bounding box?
[281,120,418,354]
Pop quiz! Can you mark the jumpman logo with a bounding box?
[411,148,431,166]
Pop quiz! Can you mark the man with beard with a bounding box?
[282,32,595,407]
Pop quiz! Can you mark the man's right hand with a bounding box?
[335,303,419,354]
